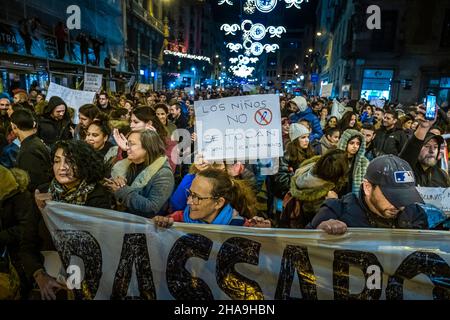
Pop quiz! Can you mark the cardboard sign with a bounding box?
[83,73,103,92]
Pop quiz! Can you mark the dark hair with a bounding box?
[51,140,106,183]
[88,112,111,138]
[312,149,349,183]
[79,104,100,119]
[134,129,166,165]
[338,111,359,132]
[154,103,169,114]
[170,102,182,110]
[384,110,398,120]
[197,168,256,219]
[10,108,36,130]
[285,138,315,168]
[132,106,168,142]
[110,108,129,120]
[324,126,340,138]
[361,123,376,132]
[325,116,338,127]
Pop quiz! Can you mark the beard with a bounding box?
[419,154,438,167]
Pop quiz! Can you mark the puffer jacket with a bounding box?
[337,129,370,195]
[289,107,323,141]
[283,157,337,227]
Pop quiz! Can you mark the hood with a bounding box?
[44,96,68,116]
[338,129,366,160]
[424,133,444,159]
[0,165,29,201]
[290,156,335,201]
[319,135,336,149]
[291,96,308,113]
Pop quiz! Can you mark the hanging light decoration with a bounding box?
[218,0,309,13]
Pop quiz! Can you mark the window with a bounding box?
[361,69,394,100]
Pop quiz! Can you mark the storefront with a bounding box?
[360,69,394,101]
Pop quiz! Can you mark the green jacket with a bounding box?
[337,129,370,195]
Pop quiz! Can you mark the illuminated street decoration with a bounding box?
[218,0,233,5]
[250,23,267,41]
[255,0,278,13]
[163,50,211,63]
[267,26,287,38]
[263,44,280,53]
[220,23,240,35]
[284,0,309,9]
[226,43,243,53]
[228,55,259,78]
[219,0,309,13]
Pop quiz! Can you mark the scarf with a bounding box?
[183,203,234,225]
[48,179,96,206]
[111,156,167,190]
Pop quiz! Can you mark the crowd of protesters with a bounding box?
[0,84,449,299]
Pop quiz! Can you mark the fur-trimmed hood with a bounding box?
[290,156,336,201]
[0,165,29,201]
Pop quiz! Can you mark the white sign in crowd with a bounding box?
[83,73,103,92]
[194,94,283,161]
[42,202,450,300]
[45,82,96,124]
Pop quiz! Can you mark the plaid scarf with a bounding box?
[49,179,96,206]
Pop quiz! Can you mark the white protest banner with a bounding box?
[42,202,450,300]
[416,187,450,215]
[46,82,96,124]
[83,73,103,92]
[321,83,333,97]
[331,99,347,120]
[370,99,386,108]
[137,83,153,93]
[194,94,283,161]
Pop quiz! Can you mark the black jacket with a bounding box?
[19,183,113,282]
[37,96,73,146]
[399,134,450,187]
[16,134,52,192]
[307,190,428,229]
[373,126,408,156]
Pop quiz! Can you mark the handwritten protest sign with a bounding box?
[194,94,283,161]
[42,202,450,300]
[321,83,333,97]
[137,83,153,93]
[46,82,96,124]
[417,187,450,215]
[83,73,103,92]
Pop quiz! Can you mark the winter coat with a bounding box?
[399,133,450,187]
[37,97,73,146]
[288,107,323,141]
[170,173,196,212]
[15,134,52,192]
[284,157,337,227]
[0,166,35,285]
[373,126,408,156]
[112,158,175,217]
[312,135,337,155]
[307,189,428,230]
[337,129,370,195]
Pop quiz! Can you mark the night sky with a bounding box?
[209,0,318,29]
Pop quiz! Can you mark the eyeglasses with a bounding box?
[185,189,217,205]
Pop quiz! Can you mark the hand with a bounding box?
[69,126,75,137]
[103,177,127,192]
[326,191,338,199]
[153,216,174,229]
[317,219,348,235]
[34,190,52,210]
[191,132,197,142]
[416,104,437,129]
[145,124,157,132]
[248,216,272,228]
[113,128,128,151]
[35,271,66,300]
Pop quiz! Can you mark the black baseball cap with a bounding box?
[365,155,424,208]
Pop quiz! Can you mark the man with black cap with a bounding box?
[399,105,450,187]
[37,96,73,146]
[307,155,428,234]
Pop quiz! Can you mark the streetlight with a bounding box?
[215,55,219,58]
[308,48,313,53]
[316,32,322,37]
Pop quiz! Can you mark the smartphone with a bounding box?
[425,93,437,120]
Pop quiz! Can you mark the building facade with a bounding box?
[315,0,450,105]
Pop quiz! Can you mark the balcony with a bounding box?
[130,1,164,35]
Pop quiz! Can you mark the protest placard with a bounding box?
[417,187,450,215]
[136,83,153,93]
[42,202,450,300]
[321,83,333,97]
[83,73,103,92]
[46,82,96,124]
[194,94,283,161]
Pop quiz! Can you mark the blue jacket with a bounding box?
[169,173,196,212]
[289,108,323,141]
